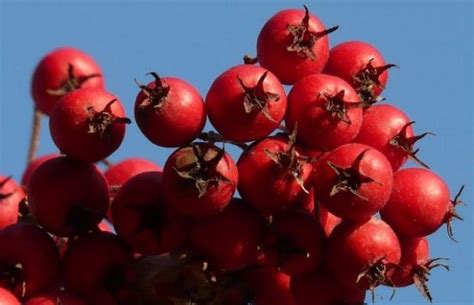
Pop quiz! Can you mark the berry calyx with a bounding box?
[411,258,449,302]
[174,144,233,198]
[238,71,280,121]
[87,99,131,137]
[135,72,170,110]
[445,185,465,241]
[319,90,363,124]
[0,263,25,298]
[46,63,101,96]
[287,5,339,60]
[353,58,398,106]
[356,256,401,302]
[389,121,433,168]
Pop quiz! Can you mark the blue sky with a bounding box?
[1,1,472,304]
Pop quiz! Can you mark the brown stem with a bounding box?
[27,107,42,164]
[198,131,248,151]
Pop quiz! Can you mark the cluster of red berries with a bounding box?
[0,6,465,305]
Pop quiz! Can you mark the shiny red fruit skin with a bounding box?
[162,143,238,218]
[134,77,206,147]
[257,9,331,85]
[206,65,287,142]
[104,157,161,220]
[0,176,25,230]
[380,168,450,237]
[31,47,104,115]
[112,172,188,255]
[63,231,133,302]
[314,143,393,220]
[21,153,60,186]
[291,270,366,305]
[286,74,363,150]
[318,205,341,237]
[323,41,390,97]
[49,88,128,163]
[242,266,295,305]
[263,212,326,276]
[0,224,61,299]
[0,288,20,305]
[354,104,414,171]
[237,137,313,215]
[391,237,430,287]
[191,200,264,271]
[27,156,109,236]
[23,291,88,305]
[326,217,401,290]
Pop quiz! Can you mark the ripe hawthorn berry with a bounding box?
[0,223,61,299]
[27,156,109,237]
[323,41,397,106]
[206,64,287,142]
[112,171,189,255]
[237,132,313,216]
[31,47,104,115]
[326,217,401,297]
[191,199,264,271]
[134,72,206,147]
[381,168,463,239]
[314,143,393,220]
[0,176,25,230]
[63,231,134,304]
[354,104,432,170]
[162,143,238,218]
[286,74,363,151]
[49,88,130,163]
[390,237,449,302]
[257,6,338,85]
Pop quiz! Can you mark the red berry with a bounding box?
[162,143,238,218]
[286,74,363,151]
[323,41,396,105]
[391,237,448,302]
[257,6,337,85]
[326,217,401,292]
[380,168,453,238]
[63,231,133,303]
[191,200,264,271]
[112,171,189,255]
[0,224,61,299]
[0,288,20,305]
[49,88,130,162]
[263,212,326,276]
[206,64,286,142]
[21,153,60,186]
[241,266,295,305]
[291,270,366,305]
[0,176,25,230]
[314,143,393,220]
[237,135,313,215]
[354,104,431,170]
[134,73,206,147]
[31,47,104,115]
[27,156,109,236]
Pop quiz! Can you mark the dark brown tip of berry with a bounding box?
[47,63,101,96]
[243,55,259,65]
[87,99,131,138]
[135,72,170,110]
[326,149,377,201]
[174,145,233,198]
[446,185,465,242]
[286,6,338,60]
[413,258,449,302]
[389,121,433,169]
[319,90,363,124]
[264,124,310,194]
[356,257,401,303]
[237,72,280,122]
[0,262,26,298]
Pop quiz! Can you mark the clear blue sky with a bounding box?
[1,1,472,304]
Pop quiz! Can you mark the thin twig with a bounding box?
[27,107,42,164]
